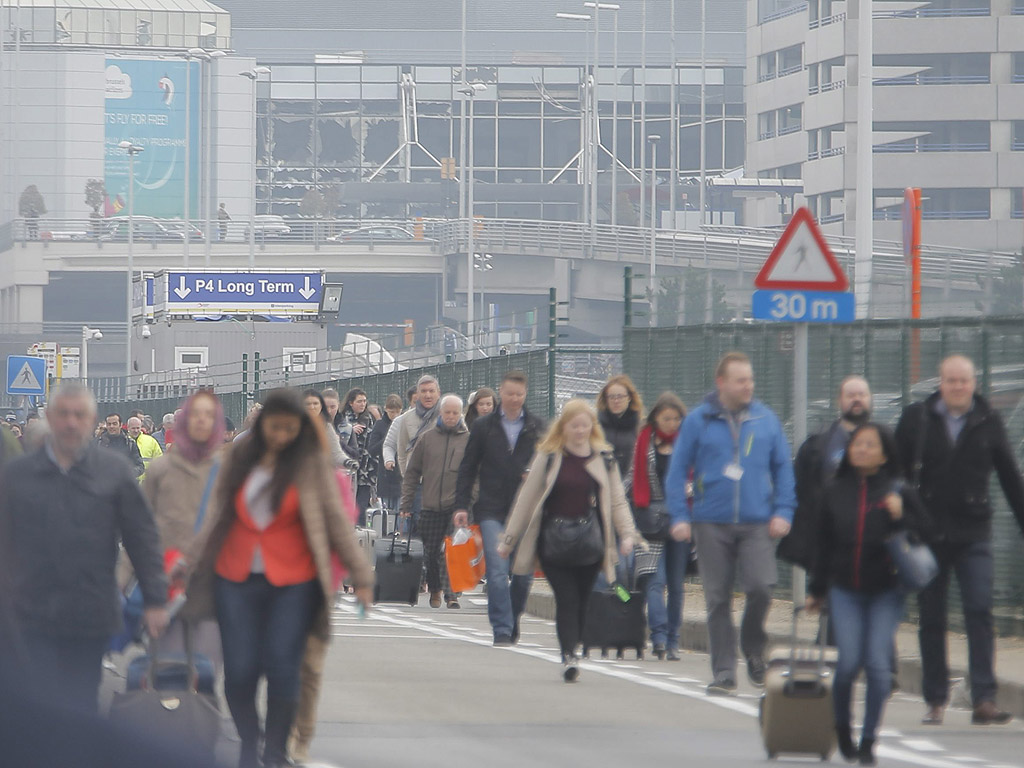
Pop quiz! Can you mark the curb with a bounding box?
[525,590,1024,719]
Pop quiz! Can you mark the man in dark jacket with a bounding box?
[0,383,168,714]
[96,411,145,476]
[895,355,1024,726]
[454,370,544,646]
[781,375,873,570]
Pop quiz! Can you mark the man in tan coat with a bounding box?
[401,394,469,609]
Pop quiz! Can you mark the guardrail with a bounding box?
[873,74,990,86]
[874,209,991,221]
[808,79,845,96]
[760,3,808,24]
[807,146,845,161]
[873,7,990,18]
[809,11,846,30]
[873,142,990,153]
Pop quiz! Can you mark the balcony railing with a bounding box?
[1013,139,1024,151]
[873,7,990,18]
[873,74,990,86]
[761,3,808,24]
[809,12,846,30]
[807,146,846,161]
[819,213,845,224]
[809,79,846,96]
[758,130,777,141]
[873,142,990,153]
[874,209,990,221]
[777,123,803,137]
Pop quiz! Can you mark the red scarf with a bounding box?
[632,424,679,508]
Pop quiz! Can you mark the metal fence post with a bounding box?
[254,351,261,398]
[624,265,633,328]
[548,287,556,420]
[242,354,249,401]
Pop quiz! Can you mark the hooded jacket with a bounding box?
[665,393,796,526]
[400,420,469,514]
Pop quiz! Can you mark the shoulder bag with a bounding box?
[540,453,606,567]
[633,437,671,541]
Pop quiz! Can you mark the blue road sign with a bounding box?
[6,355,47,396]
[752,289,855,324]
[164,272,324,316]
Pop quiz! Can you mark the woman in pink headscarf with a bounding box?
[142,389,226,660]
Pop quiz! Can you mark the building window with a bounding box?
[874,53,990,86]
[175,347,208,370]
[759,0,808,24]
[778,104,802,135]
[283,347,317,374]
[1014,122,1024,151]
[873,188,990,220]
[758,111,777,140]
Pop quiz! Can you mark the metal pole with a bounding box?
[591,6,600,237]
[699,0,707,227]
[184,55,191,268]
[624,265,632,327]
[81,329,89,385]
[639,0,647,234]
[548,287,557,419]
[126,152,135,381]
[205,57,213,266]
[467,91,476,346]
[459,0,467,221]
[611,9,619,226]
[649,138,657,324]
[249,75,257,269]
[791,322,809,606]
[670,0,677,229]
[855,0,873,319]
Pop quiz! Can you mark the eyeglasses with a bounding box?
[606,394,630,401]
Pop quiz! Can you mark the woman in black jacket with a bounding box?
[596,374,644,480]
[807,423,930,766]
[367,394,403,523]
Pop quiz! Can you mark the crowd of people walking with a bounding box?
[2,350,1023,767]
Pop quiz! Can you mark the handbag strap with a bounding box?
[911,405,929,490]
[194,461,220,534]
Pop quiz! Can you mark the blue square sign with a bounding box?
[6,355,47,396]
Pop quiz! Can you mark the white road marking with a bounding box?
[901,740,946,753]
[332,633,445,639]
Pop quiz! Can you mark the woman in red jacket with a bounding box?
[185,389,373,768]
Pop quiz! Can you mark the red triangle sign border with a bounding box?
[753,207,849,292]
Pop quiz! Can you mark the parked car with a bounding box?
[327,225,434,244]
[221,215,292,242]
[98,217,203,242]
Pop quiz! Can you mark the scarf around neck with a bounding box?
[632,424,679,508]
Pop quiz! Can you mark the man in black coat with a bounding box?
[454,370,544,646]
[895,355,1024,726]
[0,383,168,714]
[96,411,145,476]
[781,375,873,570]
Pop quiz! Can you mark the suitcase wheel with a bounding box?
[616,648,625,660]
[820,755,829,761]
[408,587,418,606]
[372,584,381,604]
[766,752,776,760]
[600,649,609,660]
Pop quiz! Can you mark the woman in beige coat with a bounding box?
[498,399,640,683]
[141,389,225,662]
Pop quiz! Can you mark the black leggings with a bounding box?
[540,557,603,658]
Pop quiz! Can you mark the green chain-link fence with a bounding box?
[625,317,1024,633]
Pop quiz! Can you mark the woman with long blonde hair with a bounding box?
[498,399,640,682]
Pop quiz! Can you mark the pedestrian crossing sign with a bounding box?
[6,355,46,396]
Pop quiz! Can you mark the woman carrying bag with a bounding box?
[630,392,691,661]
[182,389,374,768]
[497,399,640,683]
[806,423,932,766]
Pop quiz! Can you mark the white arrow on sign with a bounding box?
[298,276,316,300]
[174,275,192,299]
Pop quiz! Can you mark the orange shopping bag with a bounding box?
[445,525,486,593]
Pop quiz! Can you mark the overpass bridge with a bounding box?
[1,216,1014,337]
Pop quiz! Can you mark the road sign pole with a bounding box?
[791,322,808,608]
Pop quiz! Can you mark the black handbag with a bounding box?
[541,508,605,567]
[633,501,671,541]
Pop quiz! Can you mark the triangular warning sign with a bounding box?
[14,361,42,391]
[754,207,848,291]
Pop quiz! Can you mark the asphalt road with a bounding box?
[291,592,1024,768]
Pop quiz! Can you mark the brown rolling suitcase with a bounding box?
[759,607,838,761]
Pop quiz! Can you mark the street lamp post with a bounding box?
[556,12,592,230]
[474,253,493,347]
[81,326,102,386]
[119,141,144,383]
[648,134,660,325]
[240,66,271,270]
[584,4,621,225]
[458,82,486,345]
[201,50,226,267]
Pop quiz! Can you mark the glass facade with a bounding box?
[256,63,746,223]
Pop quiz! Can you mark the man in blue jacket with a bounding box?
[666,352,796,696]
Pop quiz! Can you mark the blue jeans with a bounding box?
[215,575,322,753]
[918,539,996,707]
[829,586,905,741]
[646,540,691,648]
[479,519,534,639]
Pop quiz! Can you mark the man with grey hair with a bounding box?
[0,383,168,714]
[153,412,175,451]
[383,375,441,476]
[400,394,468,608]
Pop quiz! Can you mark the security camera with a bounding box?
[141,326,151,339]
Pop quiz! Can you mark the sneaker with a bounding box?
[447,599,461,609]
[707,678,737,696]
[493,635,514,648]
[972,701,1012,725]
[666,648,681,662]
[562,658,580,683]
[746,655,767,688]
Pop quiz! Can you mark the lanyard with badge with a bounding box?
[723,411,745,481]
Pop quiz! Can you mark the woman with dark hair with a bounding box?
[631,391,690,661]
[140,390,225,662]
[807,423,930,766]
[341,387,377,517]
[596,374,644,480]
[303,389,347,468]
[464,387,496,430]
[183,389,374,768]
[367,394,403,521]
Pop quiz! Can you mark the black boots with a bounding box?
[858,738,876,766]
[836,724,857,763]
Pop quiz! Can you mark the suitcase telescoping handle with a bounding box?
[144,594,202,692]
[789,605,829,680]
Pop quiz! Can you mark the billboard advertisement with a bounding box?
[104,58,200,219]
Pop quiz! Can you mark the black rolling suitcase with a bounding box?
[581,558,646,659]
[373,533,425,606]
